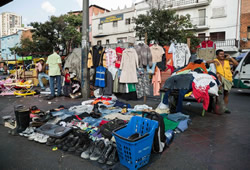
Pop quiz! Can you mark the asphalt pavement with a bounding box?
[0,88,250,170]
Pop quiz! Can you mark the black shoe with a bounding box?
[98,143,113,164]
[224,108,231,114]
[46,137,56,146]
[46,96,55,100]
[81,141,95,159]
[90,103,102,118]
[106,145,119,166]
[90,140,106,161]
[58,134,74,150]
[14,105,30,133]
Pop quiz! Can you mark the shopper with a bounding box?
[35,58,49,91]
[46,47,63,100]
[63,67,71,97]
[207,49,238,113]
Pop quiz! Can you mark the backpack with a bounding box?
[100,118,127,139]
[142,111,166,153]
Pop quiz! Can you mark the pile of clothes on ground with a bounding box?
[161,59,220,112]
[2,95,191,168]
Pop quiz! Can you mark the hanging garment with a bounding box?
[156,53,167,71]
[152,66,161,96]
[177,62,208,74]
[100,70,113,96]
[147,62,157,74]
[105,48,117,68]
[88,45,106,68]
[134,43,153,68]
[95,66,106,88]
[128,83,136,92]
[164,45,174,67]
[150,44,165,63]
[108,66,118,80]
[169,43,191,68]
[115,47,125,68]
[197,40,216,49]
[196,40,216,61]
[119,48,139,83]
[192,82,210,110]
[136,69,150,98]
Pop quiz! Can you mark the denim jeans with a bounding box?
[38,73,49,89]
[49,75,62,97]
[51,109,75,120]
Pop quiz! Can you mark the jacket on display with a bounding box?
[119,48,139,83]
[134,43,153,68]
[169,43,191,68]
[88,45,107,68]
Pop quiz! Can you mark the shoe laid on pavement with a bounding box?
[38,135,50,144]
[90,140,106,161]
[81,141,95,159]
[46,96,55,100]
[106,144,119,166]
[28,132,39,141]
[224,108,231,114]
[98,143,113,164]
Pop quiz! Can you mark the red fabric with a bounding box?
[65,73,70,83]
[192,82,210,110]
[197,40,216,49]
[75,115,82,121]
[115,47,125,68]
[167,65,174,74]
[99,120,109,127]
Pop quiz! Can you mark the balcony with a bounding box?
[214,39,239,52]
[166,0,210,10]
[190,17,209,30]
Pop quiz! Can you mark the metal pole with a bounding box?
[81,0,90,99]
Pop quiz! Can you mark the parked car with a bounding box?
[233,51,250,89]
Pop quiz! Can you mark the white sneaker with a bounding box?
[38,135,49,144]
[34,134,44,142]
[28,132,38,141]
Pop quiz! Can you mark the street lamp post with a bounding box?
[81,0,90,99]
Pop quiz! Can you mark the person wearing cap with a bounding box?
[35,58,49,91]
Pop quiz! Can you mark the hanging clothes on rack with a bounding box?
[152,66,161,96]
[87,45,106,68]
[150,44,165,63]
[119,48,139,83]
[105,48,117,68]
[134,43,153,68]
[164,45,174,67]
[136,68,150,98]
[169,43,191,69]
[115,47,125,68]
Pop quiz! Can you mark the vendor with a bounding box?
[35,58,49,91]
[207,49,238,113]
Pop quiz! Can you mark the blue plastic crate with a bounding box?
[113,116,158,170]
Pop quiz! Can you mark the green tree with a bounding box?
[13,14,82,57]
[134,8,200,50]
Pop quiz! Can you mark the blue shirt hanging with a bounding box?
[95,66,106,87]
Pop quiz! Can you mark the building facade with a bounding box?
[240,0,250,51]
[0,30,22,60]
[92,5,135,45]
[68,5,109,44]
[0,12,22,37]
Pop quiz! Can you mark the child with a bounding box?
[63,68,71,97]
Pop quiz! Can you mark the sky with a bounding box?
[0,0,141,26]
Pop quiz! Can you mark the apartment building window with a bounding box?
[125,18,131,25]
[106,39,109,44]
[210,32,225,41]
[113,21,118,27]
[98,24,103,30]
[247,26,250,39]
[198,9,206,26]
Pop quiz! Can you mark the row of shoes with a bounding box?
[81,139,118,166]
[18,127,50,144]
[46,129,91,156]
